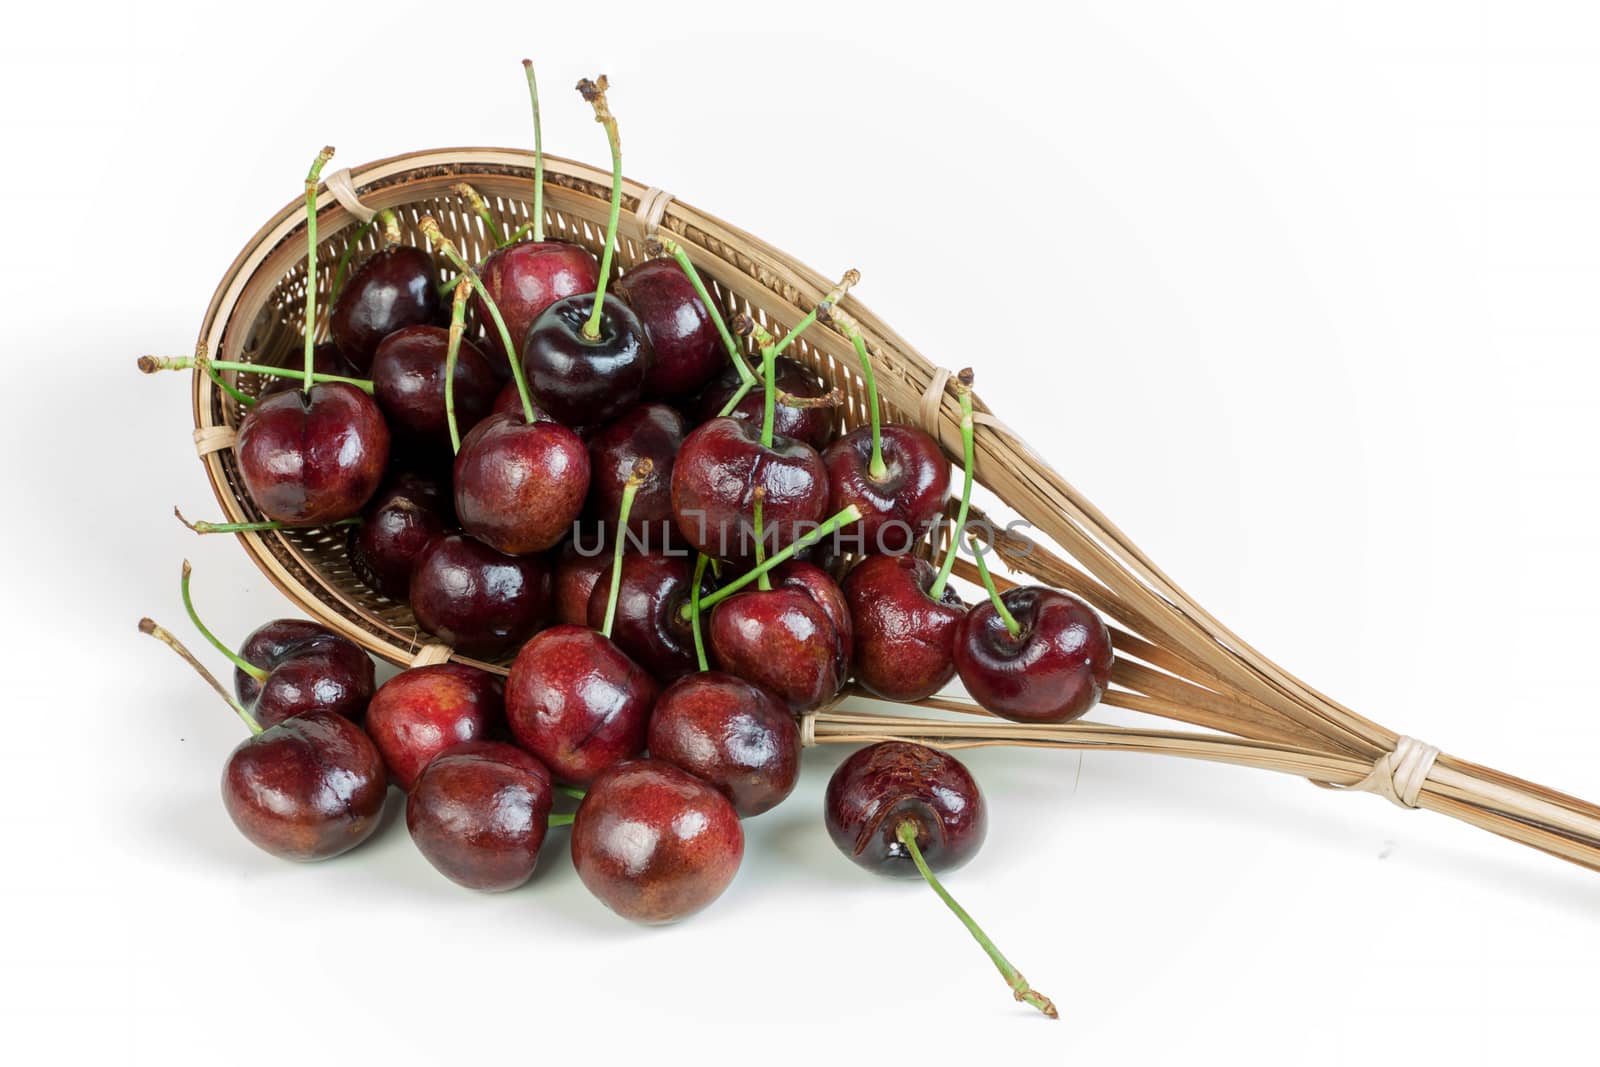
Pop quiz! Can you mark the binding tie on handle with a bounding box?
[633,187,673,237]
[1322,735,1441,809]
[799,712,817,749]
[408,644,453,668]
[193,426,237,456]
[919,366,1045,466]
[325,168,377,223]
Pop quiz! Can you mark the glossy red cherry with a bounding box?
[365,663,504,790]
[843,554,966,702]
[522,293,652,431]
[614,258,724,400]
[234,382,390,526]
[823,424,949,554]
[571,758,743,924]
[370,325,499,451]
[475,241,600,365]
[504,624,658,785]
[409,534,552,659]
[406,740,555,891]
[708,560,850,712]
[648,672,799,817]
[329,244,442,372]
[586,403,684,547]
[585,552,700,683]
[553,534,611,625]
[825,740,986,876]
[670,416,828,561]
[954,586,1113,723]
[232,618,376,729]
[452,411,589,556]
[347,472,452,601]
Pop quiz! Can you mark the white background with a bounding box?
[3,1,1597,1062]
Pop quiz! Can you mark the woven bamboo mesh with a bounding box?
[190,147,1600,872]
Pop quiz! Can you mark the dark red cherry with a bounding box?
[235,382,390,525]
[522,293,652,431]
[669,416,827,561]
[504,624,658,785]
[475,240,600,365]
[707,560,851,712]
[347,472,452,600]
[954,586,1113,724]
[587,403,684,547]
[409,534,552,659]
[406,740,555,891]
[689,356,835,450]
[648,672,799,817]
[453,411,589,556]
[553,535,611,626]
[614,258,723,400]
[585,552,700,683]
[823,424,950,554]
[571,758,743,924]
[223,709,388,862]
[233,619,375,728]
[370,325,499,450]
[824,740,985,877]
[365,663,504,790]
[843,554,966,702]
[329,245,441,372]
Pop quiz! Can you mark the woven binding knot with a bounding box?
[798,713,817,749]
[1351,735,1440,808]
[324,168,377,222]
[408,643,453,668]
[633,187,673,237]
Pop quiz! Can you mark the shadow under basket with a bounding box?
[190,146,1600,873]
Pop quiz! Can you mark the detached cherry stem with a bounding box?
[690,554,711,671]
[969,535,1022,639]
[577,75,623,341]
[894,822,1058,1020]
[175,506,359,536]
[600,459,653,640]
[179,561,268,683]
[444,278,472,453]
[649,234,745,377]
[524,59,546,244]
[927,369,977,601]
[139,618,263,736]
[303,146,336,393]
[417,216,537,424]
[680,504,864,620]
[752,488,772,591]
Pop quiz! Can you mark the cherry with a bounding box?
[825,741,1055,1018]
[586,402,685,547]
[406,740,555,891]
[365,663,504,790]
[709,558,852,713]
[347,472,452,601]
[954,545,1114,724]
[845,374,977,701]
[553,534,610,625]
[410,534,552,659]
[648,671,799,817]
[329,207,441,373]
[474,60,601,366]
[585,551,700,683]
[178,563,374,729]
[571,759,743,924]
[370,324,498,451]
[141,619,385,862]
[235,383,390,525]
[689,356,835,451]
[521,78,651,430]
[614,258,724,400]
[670,416,827,561]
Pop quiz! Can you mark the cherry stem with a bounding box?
[601,458,653,640]
[326,217,375,316]
[649,234,745,374]
[454,183,503,246]
[826,304,887,480]
[139,618,263,736]
[377,209,402,245]
[206,362,256,408]
[547,813,576,828]
[928,370,977,601]
[691,553,710,672]
[684,504,863,619]
[760,346,778,448]
[179,561,268,683]
[752,488,772,591]
[175,506,358,536]
[578,76,622,341]
[894,822,1058,1019]
[524,59,546,244]
[141,354,375,395]
[303,146,335,393]
[418,217,537,423]
[556,784,587,800]
[444,278,471,453]
[772,270,858,359]
[969,535,1022,639]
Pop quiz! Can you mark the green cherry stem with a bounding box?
[927,369,977,601]
[524,59,546,244]
[547,812,576,828]
[137,355,374,395]
[682,504,864,620]
[417,216,537,423]
[454,183,503,246]
[326,216,375,313]
[206,362,256,408]
[969,534,1022,639]
[771,270,858,358]
[139,618,263,736]
[649,234,745,371]
[175,506,359,536]
[690,553,710,672]
[556,785,587,801]
[179,561,268,683]
[302,146,335,393]
[824,304,887,479]
[577,75,623,341]
[752,488,772,591]
[444,278,472,453]
[759,345,779,448]
[600,458,653,640]
[895,822,1058,1019]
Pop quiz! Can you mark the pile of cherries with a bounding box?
[140,63,1114,1019]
